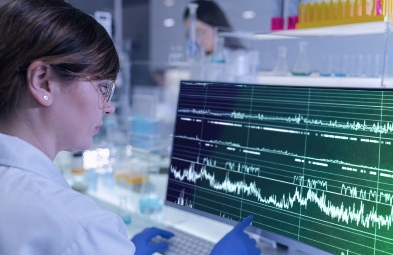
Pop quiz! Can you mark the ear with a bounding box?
[26,61,54,106]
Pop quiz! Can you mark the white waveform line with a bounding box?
[178,108,393,134]
[199,156,260,174]
[293,175,328,190]
[202,157,216,167]
[177,135,241,147]
[176,135,391,173]
[176,189,193,208]
[341,184,393,206]
[171,164,393,230]
[183,82,247,87]
[225,161,260,174]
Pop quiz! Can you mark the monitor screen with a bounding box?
[165,81,393,255]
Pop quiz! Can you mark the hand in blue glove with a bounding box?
[210,215,261,255]
[131,227,174,255]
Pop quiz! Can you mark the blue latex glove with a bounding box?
[210,215,261,255]
[131,227,174,255]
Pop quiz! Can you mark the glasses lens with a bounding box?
[98,81,115,107]
[107,81,115,103]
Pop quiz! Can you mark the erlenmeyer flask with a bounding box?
[273,46,289,76]
[291,41,311,76]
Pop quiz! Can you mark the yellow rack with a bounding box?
[296,0,387,29]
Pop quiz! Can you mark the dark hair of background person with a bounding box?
[183,0,245,50]
[183,0,231,29]
[0,0,120,119]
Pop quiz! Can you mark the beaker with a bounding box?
[319,55,333,77]
[211,36,226,63]
[273,46,289,76]
[334,54,349,77]
[365,54,381,77]
[291,41,311,76]
[348,54,363,77]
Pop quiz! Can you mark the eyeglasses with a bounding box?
[97,80,115,107]
[48,65,116,106]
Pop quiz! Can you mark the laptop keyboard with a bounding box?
[151,226,215,255]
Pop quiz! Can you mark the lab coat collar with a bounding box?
[0,133,70,188]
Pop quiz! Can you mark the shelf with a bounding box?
[257,72,383,88]
[253,21,388,40]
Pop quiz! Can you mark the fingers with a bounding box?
[152,227,175,238]
[142,227,175,240]
[233,215,253,232]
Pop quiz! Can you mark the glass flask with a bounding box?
[319,55,333,77]
[291,41,311,76]
[273,46,289,76]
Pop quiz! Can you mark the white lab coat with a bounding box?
[0,133,136,255]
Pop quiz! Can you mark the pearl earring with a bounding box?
[43,95,49,101]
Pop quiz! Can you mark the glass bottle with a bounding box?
[273,46,289,76]
[291,41,311,76]
[71,151,88,193]
[186,3,199,61]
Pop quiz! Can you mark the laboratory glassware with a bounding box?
[291,41,311,76]
[319,55,333,76]
[273,46,289,76]
[186,3,199,61]
[334,54,349,77]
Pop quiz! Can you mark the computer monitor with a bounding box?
[165,80,393,255]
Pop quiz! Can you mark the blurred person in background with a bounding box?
[183,0,251,83]
[183,0,245,58]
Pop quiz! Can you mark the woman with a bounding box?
[183,0,249,82]
[183,0,245,56]
[0,0,260,254]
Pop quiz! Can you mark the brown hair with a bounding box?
[0,0,120,118]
